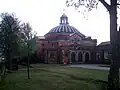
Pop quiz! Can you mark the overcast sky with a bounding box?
[0,0,110,44]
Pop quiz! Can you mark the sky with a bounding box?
[0,0,110,44]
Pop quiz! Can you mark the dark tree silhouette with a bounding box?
[0,12,36,80]
[0,13,21,69]
[66,0,120,89]
[0,13,21,80]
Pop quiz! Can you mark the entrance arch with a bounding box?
[85,52,89,62]
[71,52,76,63]
[78,52,82,62]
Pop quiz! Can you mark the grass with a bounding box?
[0,64,109,90]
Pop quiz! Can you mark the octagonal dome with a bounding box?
[48,24,80,33]
[46,14,83,34]
[45,14,85,40]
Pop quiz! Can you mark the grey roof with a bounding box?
[98,41,110,46]
[60,14,67,18]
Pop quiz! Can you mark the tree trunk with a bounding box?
[107,0,119,89]
[27,55,30,79]
[27,44,30,79]
[8,56,12,70]
[1,64,6,81]
[8,43,12,70]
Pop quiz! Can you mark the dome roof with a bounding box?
[48,24,80,33]
[47,14,81,34]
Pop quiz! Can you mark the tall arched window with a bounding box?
[85,52,89,62]
[78,52,82,62]
[71,52,76,63]
[50,52,54,58]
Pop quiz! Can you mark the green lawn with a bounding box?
[0,64,109,90]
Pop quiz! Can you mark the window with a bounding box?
[52,44,54,47]
[50,52,54,58]
[71,39,74,43]
[42,44,44,46]
[42,49,44,52]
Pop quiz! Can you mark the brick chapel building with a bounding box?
[36,14,103,64]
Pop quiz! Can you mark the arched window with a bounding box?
[85,52,89,62]
[50,52,54,58]
[71,52,76,63]
[78,52,82,62]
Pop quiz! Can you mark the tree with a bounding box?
[0,57,6,81]
[0,13,21,80]
[20,23,36,79]
[0,13,21,69]
[66,0,119,89]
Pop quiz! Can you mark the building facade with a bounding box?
[36,14,101,64]
[97,41,111,64]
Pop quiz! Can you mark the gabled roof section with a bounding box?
[69,32,85,38]
[98,41,110,46]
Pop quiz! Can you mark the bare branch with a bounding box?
[117,6,120,9]
[99,0,110,11]
[66,0,99,13]
[117,3,120,5]
[117,0,120,5]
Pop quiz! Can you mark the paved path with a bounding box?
[68,64,110,70]
[19,64,110,71]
